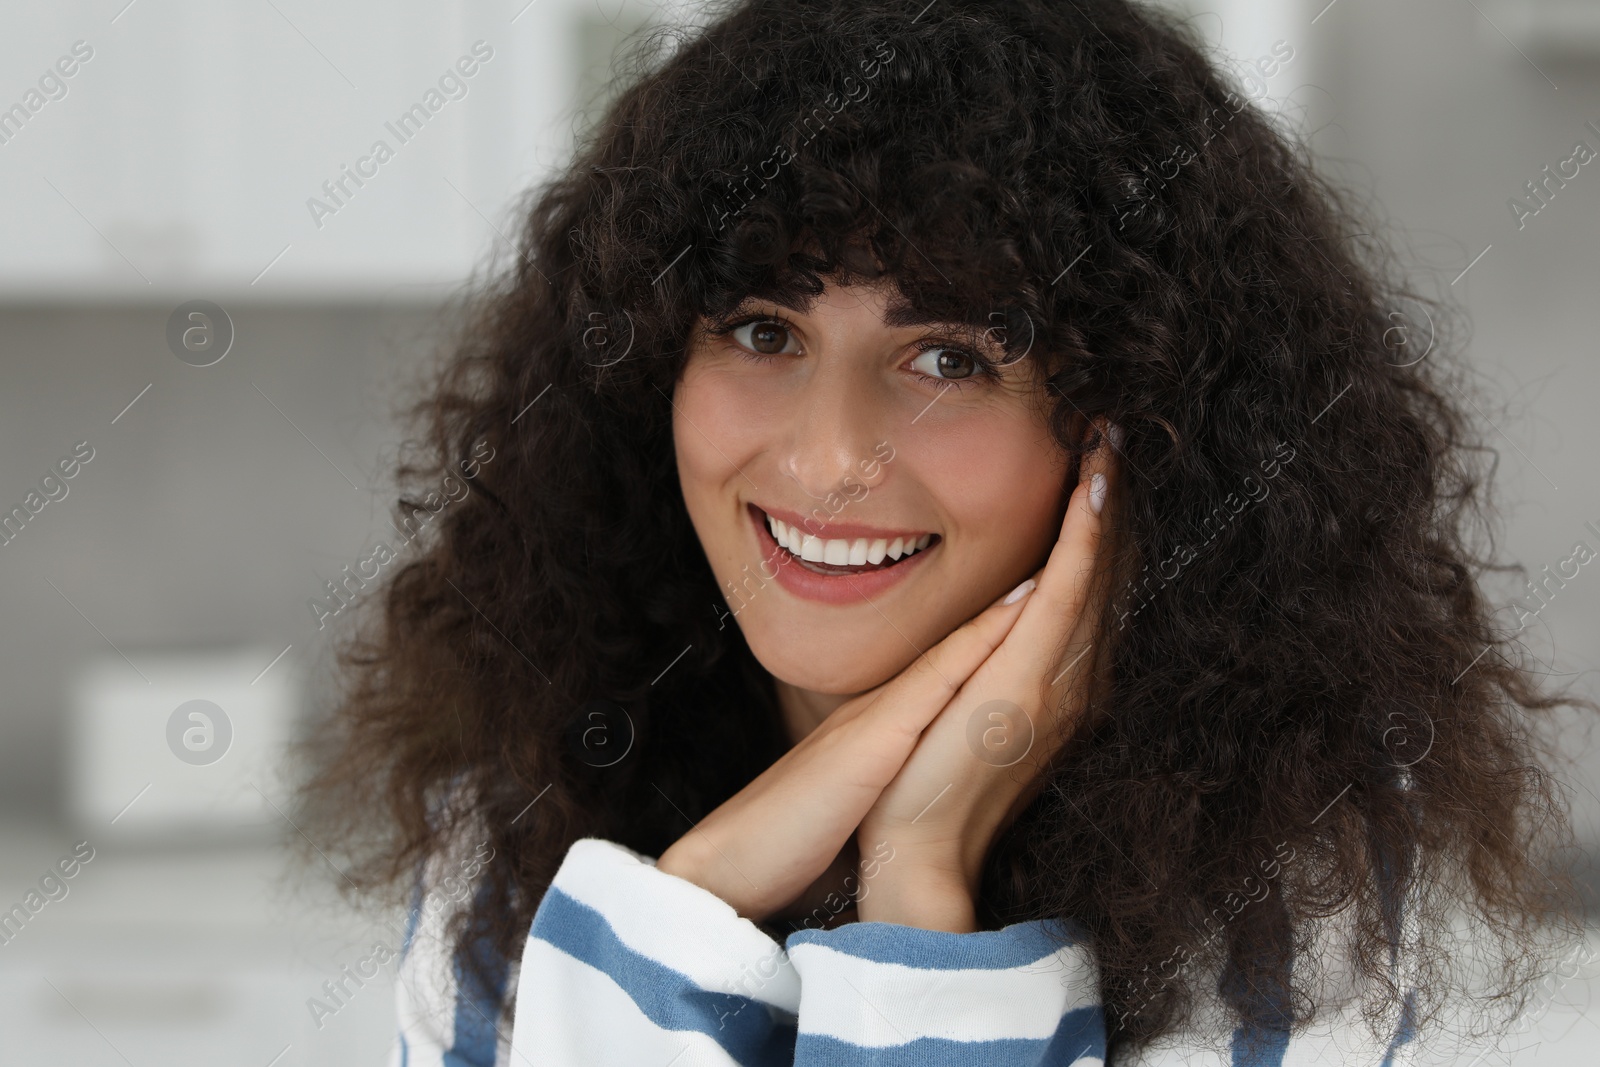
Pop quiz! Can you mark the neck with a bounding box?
[773,676,854,747]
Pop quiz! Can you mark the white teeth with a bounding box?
[761,509,934,567]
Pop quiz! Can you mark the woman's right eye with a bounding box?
[731,318,800,356]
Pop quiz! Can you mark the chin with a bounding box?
[745,630,909,697]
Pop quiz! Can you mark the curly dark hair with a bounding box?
[295,0,1598,1057]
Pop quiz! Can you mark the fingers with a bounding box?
[1033,419,1115,609]
[987,418,1118,711]
[854,575,1038,742]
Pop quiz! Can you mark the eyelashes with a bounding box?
[702,311,1006,392]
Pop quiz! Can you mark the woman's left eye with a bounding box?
[908,346,983,384]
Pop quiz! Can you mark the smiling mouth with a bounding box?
[750,503,941,576]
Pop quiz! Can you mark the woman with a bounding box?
[297,0,1596,1064]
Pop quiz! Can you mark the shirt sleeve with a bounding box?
[506,836,1108,1066]
[507,837,803,1066]
[387,863,516,1067]
[783,917,1107,1065]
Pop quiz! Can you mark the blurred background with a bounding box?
[0,0,1596,1063]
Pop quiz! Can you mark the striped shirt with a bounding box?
[387,834,1421,1066]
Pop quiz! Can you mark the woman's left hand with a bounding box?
[854,421,1119,932]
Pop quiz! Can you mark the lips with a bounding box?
[745,502,939,605]
[754,503,937,571]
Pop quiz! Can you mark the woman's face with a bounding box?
[673,279,1075,696]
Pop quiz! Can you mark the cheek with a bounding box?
[673,360,772,569]
[911,410,1065,558]
[673,361,758,488]
[928,412,1062,508]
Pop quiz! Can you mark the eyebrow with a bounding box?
[724,291,1005,346]
[884,304,979,332]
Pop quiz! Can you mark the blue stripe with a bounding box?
[446,883,511,1067]
[792,1003,1104,1065]
[785,916,1088,970]
[1379,987,1419,1067]
[1215,883,1294,1067]
[447,974,504,1067]
[401,878,423,959]
[1222,961,1293,1067]
[398,1031,409,1067]
[531,885,798,1066]
[1228,1020,1290,1067]
[1043,1002,1108,1065]
[1375,834,1413,973]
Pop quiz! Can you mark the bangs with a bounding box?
[584,14,1068,374]
[690,219,1045,373]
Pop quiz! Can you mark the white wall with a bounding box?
[0,0,690,300]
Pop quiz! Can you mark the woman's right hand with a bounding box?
[655,578,1039,922]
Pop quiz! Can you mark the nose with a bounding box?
[777,361,884,503]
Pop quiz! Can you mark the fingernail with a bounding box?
[1002,577,1037,605]
[1108,422,1125,451]
[1089,472,1107,515]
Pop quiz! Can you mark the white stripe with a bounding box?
[1118,1039,1228,1066]
[786,939,1098,1045]
[511,937,747,1066]
[1280,1013,1398,1067]
[393,894,462,1063]
[552,838,801,1011]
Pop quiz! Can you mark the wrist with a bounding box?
[656,839,724,906]
[856,853,977,932]
[657,837,776,923]
[656,839,693,879]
